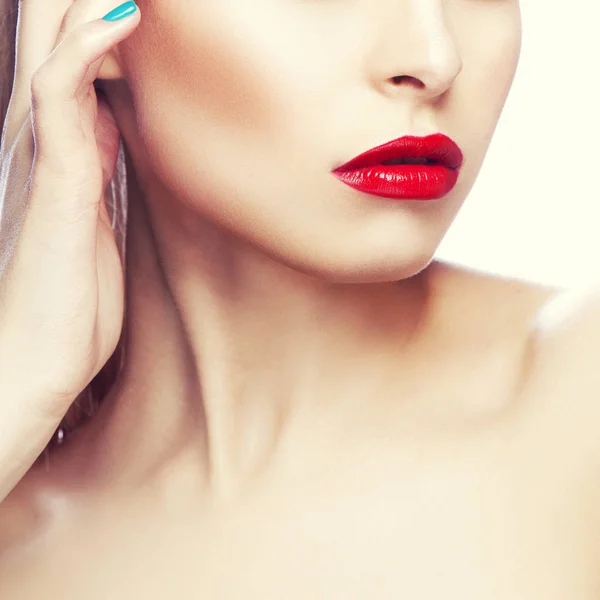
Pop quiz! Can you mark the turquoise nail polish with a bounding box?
[102,1,137,22]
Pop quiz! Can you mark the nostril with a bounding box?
[390,75,425,88]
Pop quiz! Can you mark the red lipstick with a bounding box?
[332,133,463,200]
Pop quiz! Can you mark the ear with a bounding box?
[97,46,127,81]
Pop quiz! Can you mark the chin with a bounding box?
[260,238,438,284]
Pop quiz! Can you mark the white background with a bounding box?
[437,0,600,287]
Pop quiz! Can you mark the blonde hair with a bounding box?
[0,0,128,455]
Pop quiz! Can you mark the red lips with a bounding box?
[331,133,463,201]
[334,133,463,173]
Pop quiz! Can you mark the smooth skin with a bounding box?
[2,0,600,598]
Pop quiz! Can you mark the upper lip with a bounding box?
[333,133,463,172]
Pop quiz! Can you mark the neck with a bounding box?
[66,93,439,501]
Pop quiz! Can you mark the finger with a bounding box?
[29,8,140,171]
[7,0,74,123]
[13,0,73,84]
[6,0,120,137]
[55,0,124,47]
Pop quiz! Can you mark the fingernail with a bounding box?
[102,1,138,22]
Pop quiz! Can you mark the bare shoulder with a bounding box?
[520,277,600,397]
[431,258,600,424]
[428,259,560,342]
[432,258,600,369]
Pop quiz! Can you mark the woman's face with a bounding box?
[120,0,521,282]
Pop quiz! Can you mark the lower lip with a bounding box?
[332,164,460,200]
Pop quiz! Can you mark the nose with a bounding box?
[364,0,463,101]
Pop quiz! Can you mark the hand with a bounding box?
[0,0,140,502]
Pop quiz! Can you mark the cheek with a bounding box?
[121,3,315,203]
[450,7,522,166]
[127,4,284,134]
[464,6,522,114]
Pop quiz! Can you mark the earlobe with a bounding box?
[97,47,126,81]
